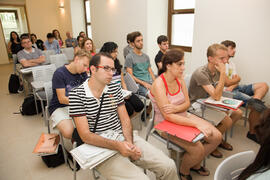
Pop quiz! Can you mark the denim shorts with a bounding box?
[232,84,254,103]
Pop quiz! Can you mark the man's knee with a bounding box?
[262,82,269,92]
[57,120,74,139]
[157,158,177,177]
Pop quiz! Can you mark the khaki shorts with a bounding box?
[50,106,73,128]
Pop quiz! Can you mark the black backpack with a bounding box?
[20,95,43,115]
[8,74,20,93]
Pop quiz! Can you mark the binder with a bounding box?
[154,120,204,143]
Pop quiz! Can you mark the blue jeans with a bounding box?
[138,81,152,97]
[232,84,254,105]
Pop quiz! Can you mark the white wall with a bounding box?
[191,0,270,104]
[70,0,85,37]
[0,24,9,64]
[146,0,168,74]
[91,0,147,65]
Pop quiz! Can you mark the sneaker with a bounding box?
[247,131,259,144]
[247,98,266,112]
[18,85,24,93]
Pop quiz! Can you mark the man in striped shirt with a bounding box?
[69,53,178,180]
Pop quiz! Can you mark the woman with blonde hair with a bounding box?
[81,37,96,56]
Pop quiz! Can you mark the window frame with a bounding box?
[83,0,91,37]
[167,0,195,52]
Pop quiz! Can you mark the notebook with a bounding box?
[33,133,59,156]
[204,96,243,110]
[154,120,204,143]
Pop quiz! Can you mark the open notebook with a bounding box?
[33,133,60,156]
[154,120,204,143]
[204,96,243,110]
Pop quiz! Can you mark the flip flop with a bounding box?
[190,166,210,176]
[179,172,192,180]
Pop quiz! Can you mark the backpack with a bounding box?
[8,74,20,93]
[20,95,43,115]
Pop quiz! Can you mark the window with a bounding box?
[84,0,92,38]
[168,0,195,52]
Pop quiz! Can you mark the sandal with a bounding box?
[210,149,223,158]
[219,141,233,151]
[179,172,192,180]
[190,166,210,176]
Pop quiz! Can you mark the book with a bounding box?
[154,120,204,143]
[122,89,132,98]
[33,133,60,156]
[204,96,243,110]
[70,130,124,169]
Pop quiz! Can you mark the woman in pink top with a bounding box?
[82,37,96,56]
[52,29,64,47]
[150,49,222,180]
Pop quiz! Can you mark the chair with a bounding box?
[42,50,56,64]
[61,47,74,61]
[12,54,19,74]
[50,54,69,68]
[145,94,185,175]
[214,150,255,180]
[32,64,56,116]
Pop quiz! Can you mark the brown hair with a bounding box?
[221,40,236,48]
[130,31,142,43]
[161,48,184,73]
[82,38,96,53]
[207,44,227,58]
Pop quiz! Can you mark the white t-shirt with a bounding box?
[225,60,237,79]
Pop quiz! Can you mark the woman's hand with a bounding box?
[161,104,177,114]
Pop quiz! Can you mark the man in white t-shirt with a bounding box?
[221,40,269,143]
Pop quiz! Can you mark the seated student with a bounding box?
[48,50,90,139]
[65,31,77,48]
[8,31,22,55]
[44,33,61,54]
[123,32,134,59]
[52,29,64,48]
[81,37,96,56]
[79,31,86,38]
[150,49,222,180]
[189,44,243,158]
[154,35,169,75]
[74,35,84,54]
[221,40,268,143]
[125,31,156,97]
[100,42,144,116]
[69,52,179,180]
[17,34,45,68]
[238,108,270,180]
[30,33,44,51]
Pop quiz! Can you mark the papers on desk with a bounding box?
[70,130,124,170]
[154,120,204,143]
[33,133,60,156]
[204,96,243,110]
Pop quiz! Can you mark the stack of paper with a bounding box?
[33,133,59,156]
[70,130,124,169]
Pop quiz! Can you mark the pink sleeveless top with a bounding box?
[149,74,187,123]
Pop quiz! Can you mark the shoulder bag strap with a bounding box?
[93,93,105,133]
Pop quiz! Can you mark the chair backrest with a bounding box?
[42,50,56,64]
[184,74,191,90]
[214,150,256,180]
[123,73,139,93]
[44,81,53,104]
[50,54,68,68]
[145,92,155,141]
[61,47,74,61]
[32,64,56,82]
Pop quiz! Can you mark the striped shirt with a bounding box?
[69,79,124,134]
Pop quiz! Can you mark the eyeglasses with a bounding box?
[96,65,116,73]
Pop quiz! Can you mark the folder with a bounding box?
[33,133,60,156]
[154,120,204,143]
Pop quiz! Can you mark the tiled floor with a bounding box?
[0,63,260,180]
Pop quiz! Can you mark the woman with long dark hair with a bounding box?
[8,31,22,55]
[52,29,63,47]
[100,42,144,117]
[238,108,270,180]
